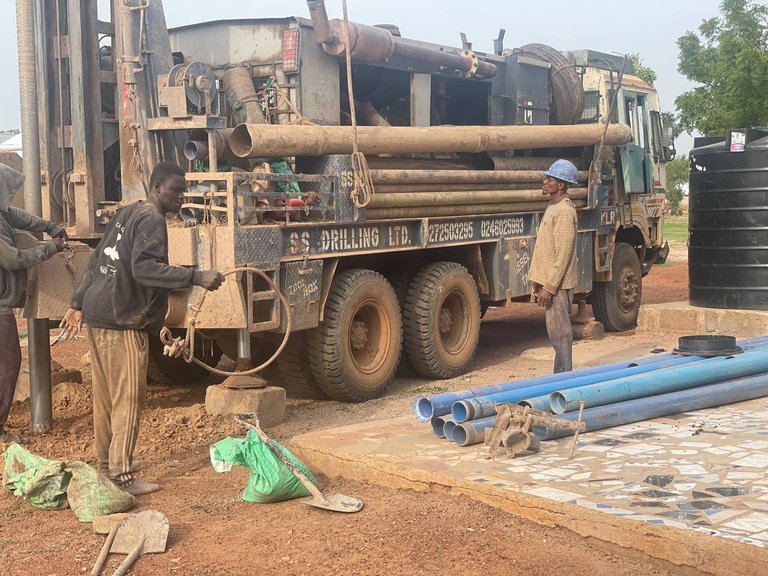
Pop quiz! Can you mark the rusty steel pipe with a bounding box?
[366,157,476,170]
[366,199,588,219]
[356,100,390,126]
[374,183,545,193]
[230,123,633,158]
[184,129,235,161]
[306,1,495,77]
[223,67,266,124]
[392,40,496,78]
[491,156,583,171]
[369,188,588,208]
[306,0,337,44]
[370,169,589,185]
[16,0,42,217]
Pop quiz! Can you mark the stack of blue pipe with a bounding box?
[413,336,768,447]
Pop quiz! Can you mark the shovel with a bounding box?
[234,413,363,513]
[91,510,169,576]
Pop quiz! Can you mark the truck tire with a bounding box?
[147,330,222,385]
[403,262,481,379]
[517,43,584,125]
[386,265,423,375]
[307,269,402,402]
[592,242,643,332]
[277,332,328,399]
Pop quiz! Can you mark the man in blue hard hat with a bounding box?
[528,159,579,373]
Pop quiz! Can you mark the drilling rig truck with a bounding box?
[18,0,673,402]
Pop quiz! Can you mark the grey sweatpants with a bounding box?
[87,326,148,486]
[545,288,574,373]
[0,314,21,431]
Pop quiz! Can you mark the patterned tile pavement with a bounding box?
[301,397,768,549]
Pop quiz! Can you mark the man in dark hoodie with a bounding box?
[60,161,224,496]
[0,164,68,444]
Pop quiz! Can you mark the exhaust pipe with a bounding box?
[305,0,496,78]
[307,0,337,45]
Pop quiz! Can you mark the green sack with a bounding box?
[268,159,302,198]
[2,445,136,521]
[2,443,70,510]
[211,429,317,504]
[66,461,135,523]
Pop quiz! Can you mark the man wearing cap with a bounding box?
[529,159,579,373]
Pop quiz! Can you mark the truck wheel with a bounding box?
[277,332,328,399]
[517,43,584,125]
[403,262,481,379]
[307,269,402,402]
[592,242,643,332]
[147,330,222,385]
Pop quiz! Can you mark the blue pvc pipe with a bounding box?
[443,419,458,442]
[414,354,674,422]
[452,355,702,422]
[550,347,768,414]
[535,372,768,440]
[452,416,497,447]
[519,394,552,412]
[431,415,452,438]
[413,335,768,421]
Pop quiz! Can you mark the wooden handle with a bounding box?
[111,537,144,576]
[90,523,119,576]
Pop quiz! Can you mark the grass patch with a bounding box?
[664,216,689,243]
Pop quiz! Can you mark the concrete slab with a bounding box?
[204,385,285,427]
[639,301,768,337]
[290,396,768,576]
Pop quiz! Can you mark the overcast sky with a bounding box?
[0,0,735,155]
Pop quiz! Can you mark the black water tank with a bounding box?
[689,127,768,310]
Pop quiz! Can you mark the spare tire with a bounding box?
[517,43,584,125]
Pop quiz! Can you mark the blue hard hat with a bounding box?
[544,159,579,185]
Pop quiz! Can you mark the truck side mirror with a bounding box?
[661,121,676,162]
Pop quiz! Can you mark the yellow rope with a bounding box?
[341,0,375,208]
[159,266,292,377]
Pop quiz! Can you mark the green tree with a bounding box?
[664,155,688,216]
[676,0,768,135]
[627,53,657,86]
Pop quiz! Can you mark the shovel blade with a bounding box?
[111,510,169,554]
[301,493,364,513]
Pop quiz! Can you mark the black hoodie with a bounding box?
[72,201,199,332]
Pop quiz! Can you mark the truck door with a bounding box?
[618,91,653,194]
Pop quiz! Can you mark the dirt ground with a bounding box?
[0,248,690,576]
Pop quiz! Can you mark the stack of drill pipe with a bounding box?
[364,168,589,219]
[417,336,768,447]
[366,199,588,219]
